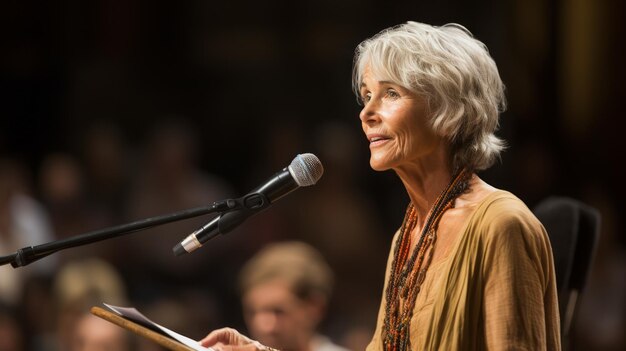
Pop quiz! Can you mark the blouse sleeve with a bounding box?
[481,199,561,350]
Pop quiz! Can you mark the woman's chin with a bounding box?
[369,158,392,171]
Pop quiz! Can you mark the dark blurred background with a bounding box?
[1,0,624,350]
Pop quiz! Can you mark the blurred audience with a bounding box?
[0,158,56,305]
[122,118,236,310]
[38,153,118,264]
[17,275,55,351]
[77,121,131,227]
[0,301,25,351]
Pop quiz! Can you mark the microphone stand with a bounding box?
[0,196,259,269]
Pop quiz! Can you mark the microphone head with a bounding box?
[289,153,323,187]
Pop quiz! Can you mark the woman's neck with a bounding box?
[395,163,453,229]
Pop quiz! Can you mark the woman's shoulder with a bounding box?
[458,177,528,215]
[470,189,546,242]
[476,190,535,220]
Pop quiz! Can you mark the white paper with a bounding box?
[103,303,213,351]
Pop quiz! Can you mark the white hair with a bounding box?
[352,21,507,171]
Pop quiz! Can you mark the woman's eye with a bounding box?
[361,92,372,103]
[386,89,400,99]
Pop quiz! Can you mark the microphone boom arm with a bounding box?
[0,198,245,268]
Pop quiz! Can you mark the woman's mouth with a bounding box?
[369,135,390,147]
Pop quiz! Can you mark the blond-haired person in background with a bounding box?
[207,241,349,351]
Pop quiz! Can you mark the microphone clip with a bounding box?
[215,193,271,234]
[173,192,272,256]
[210,192,270,215]
[239,192,271,211]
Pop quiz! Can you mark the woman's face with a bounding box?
[358,67,442,171]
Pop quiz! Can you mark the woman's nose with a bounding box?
[359,100,380,124]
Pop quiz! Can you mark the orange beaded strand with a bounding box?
[382,169,470,351]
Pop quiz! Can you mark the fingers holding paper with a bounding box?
[200,328,276,351]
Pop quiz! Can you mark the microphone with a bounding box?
[172,153,323,256]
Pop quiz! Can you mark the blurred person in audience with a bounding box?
[53,258,130,351]
[69,313,131,351]
[38,153,116,263]
[202,241,349,351]
[0,301,25,351]
[78,121,131,226]
[17,275,55,351]
[200,21,560,350]
[0,157,56,305]
[38,153,85,238]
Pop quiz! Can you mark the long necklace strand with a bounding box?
[382,169,470,351]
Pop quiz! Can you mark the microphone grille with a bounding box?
[289,153,324,187]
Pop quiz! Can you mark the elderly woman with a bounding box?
[201,21,561,351]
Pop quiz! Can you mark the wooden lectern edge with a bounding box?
[90,306,197,351]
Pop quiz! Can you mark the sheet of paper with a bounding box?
[103,303,213,351]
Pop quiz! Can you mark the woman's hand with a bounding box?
[199,328,277,351]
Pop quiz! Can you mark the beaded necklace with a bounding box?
[382,169,471,351]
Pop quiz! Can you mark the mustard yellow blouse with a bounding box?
[367,191,561,350]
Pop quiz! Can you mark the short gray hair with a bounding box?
[352,21,507,171]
